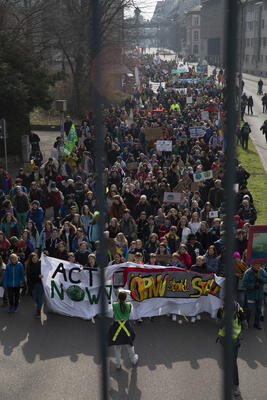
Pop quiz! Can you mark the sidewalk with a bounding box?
[242,76,267,175]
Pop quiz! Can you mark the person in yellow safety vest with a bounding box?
[170,102,181,113]
[216,301,247,398]
[108,289,138,370]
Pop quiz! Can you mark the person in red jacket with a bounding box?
[178,244,192,268]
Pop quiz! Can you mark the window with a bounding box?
[193,30,199,41]
[193,16,199,26]
[193,44,199,54]
[265,55,267,62]
[262,19,265,29]
[245,54,250,62]
[260,55,263,62]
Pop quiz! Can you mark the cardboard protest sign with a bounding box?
[24,162,33,174]
[186,97,193,104]
[193,170,213,182]
[127,162,139,171]
[156,140,172,152]
[145,128,162,147]
[163,192,182,203]
[191,182,200,192]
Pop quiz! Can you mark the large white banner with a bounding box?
[41,257,224,320]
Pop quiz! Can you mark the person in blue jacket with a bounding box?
[242,263,267,329]
[3,253,24,313]
[26,200,44,234]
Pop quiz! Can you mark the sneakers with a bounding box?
[196,314,201,321]
[116,363,121,370]
[132,354,139,366]
[8,306,13,313]
[172,314,177,321]
[233,385,241,397]
[13,306,18,313]
[191,317,196,323]
[137,318,143,323]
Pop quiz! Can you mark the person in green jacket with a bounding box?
[242,264,267,329]
[108,289,138,369]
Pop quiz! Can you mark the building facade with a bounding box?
[242,0,267,76]
[200,0,225,66]
[184,5,201,58]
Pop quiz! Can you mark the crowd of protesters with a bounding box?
[0,53,266,327]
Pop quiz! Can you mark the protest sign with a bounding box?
[191,182,200,192]
[156,140,172,152]
[24,162,33,174]
[170,88,187,94]
[149,81,165,93]
[193,170,213,182]
[145,128,162,147]
[189,126,206,138]
[127,161,139,171]
[186,97,192,104]
[41,256,113,320]
[42,257,225,320]
[163,192,182,203]
[246,225,267,265]
[209,211,219,218]
[201,111,209,121]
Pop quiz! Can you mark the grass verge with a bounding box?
[237,138,267,224]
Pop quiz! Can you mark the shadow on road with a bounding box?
[0,298,266,383]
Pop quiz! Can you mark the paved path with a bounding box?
[0,298,267,400]
[242,76,267,174]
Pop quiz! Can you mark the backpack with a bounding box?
[49,190,61,208]
[242,125,250,135]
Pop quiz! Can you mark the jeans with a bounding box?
[114,345,137,367]
[247,300,262,326]
[32,282,44,311]
[7,287,20,307]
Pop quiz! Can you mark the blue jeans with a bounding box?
[32,282,44,311]
[247,300,262,326]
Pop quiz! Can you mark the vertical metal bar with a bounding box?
[238,4,244,123]
[224,0,238,399]
[91,1,108,400]
[60,111,64,139]
[3,119,8,172]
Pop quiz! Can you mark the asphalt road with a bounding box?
[0,297,267,400]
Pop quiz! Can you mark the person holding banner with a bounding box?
[108,289,138,370]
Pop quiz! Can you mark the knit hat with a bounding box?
[234,252,241,259]
[32,200,40,206]
[56,175,62,182]
[93,211,100,218]
[51,181,57,188]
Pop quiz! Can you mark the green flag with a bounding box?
[64,124,78,154]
